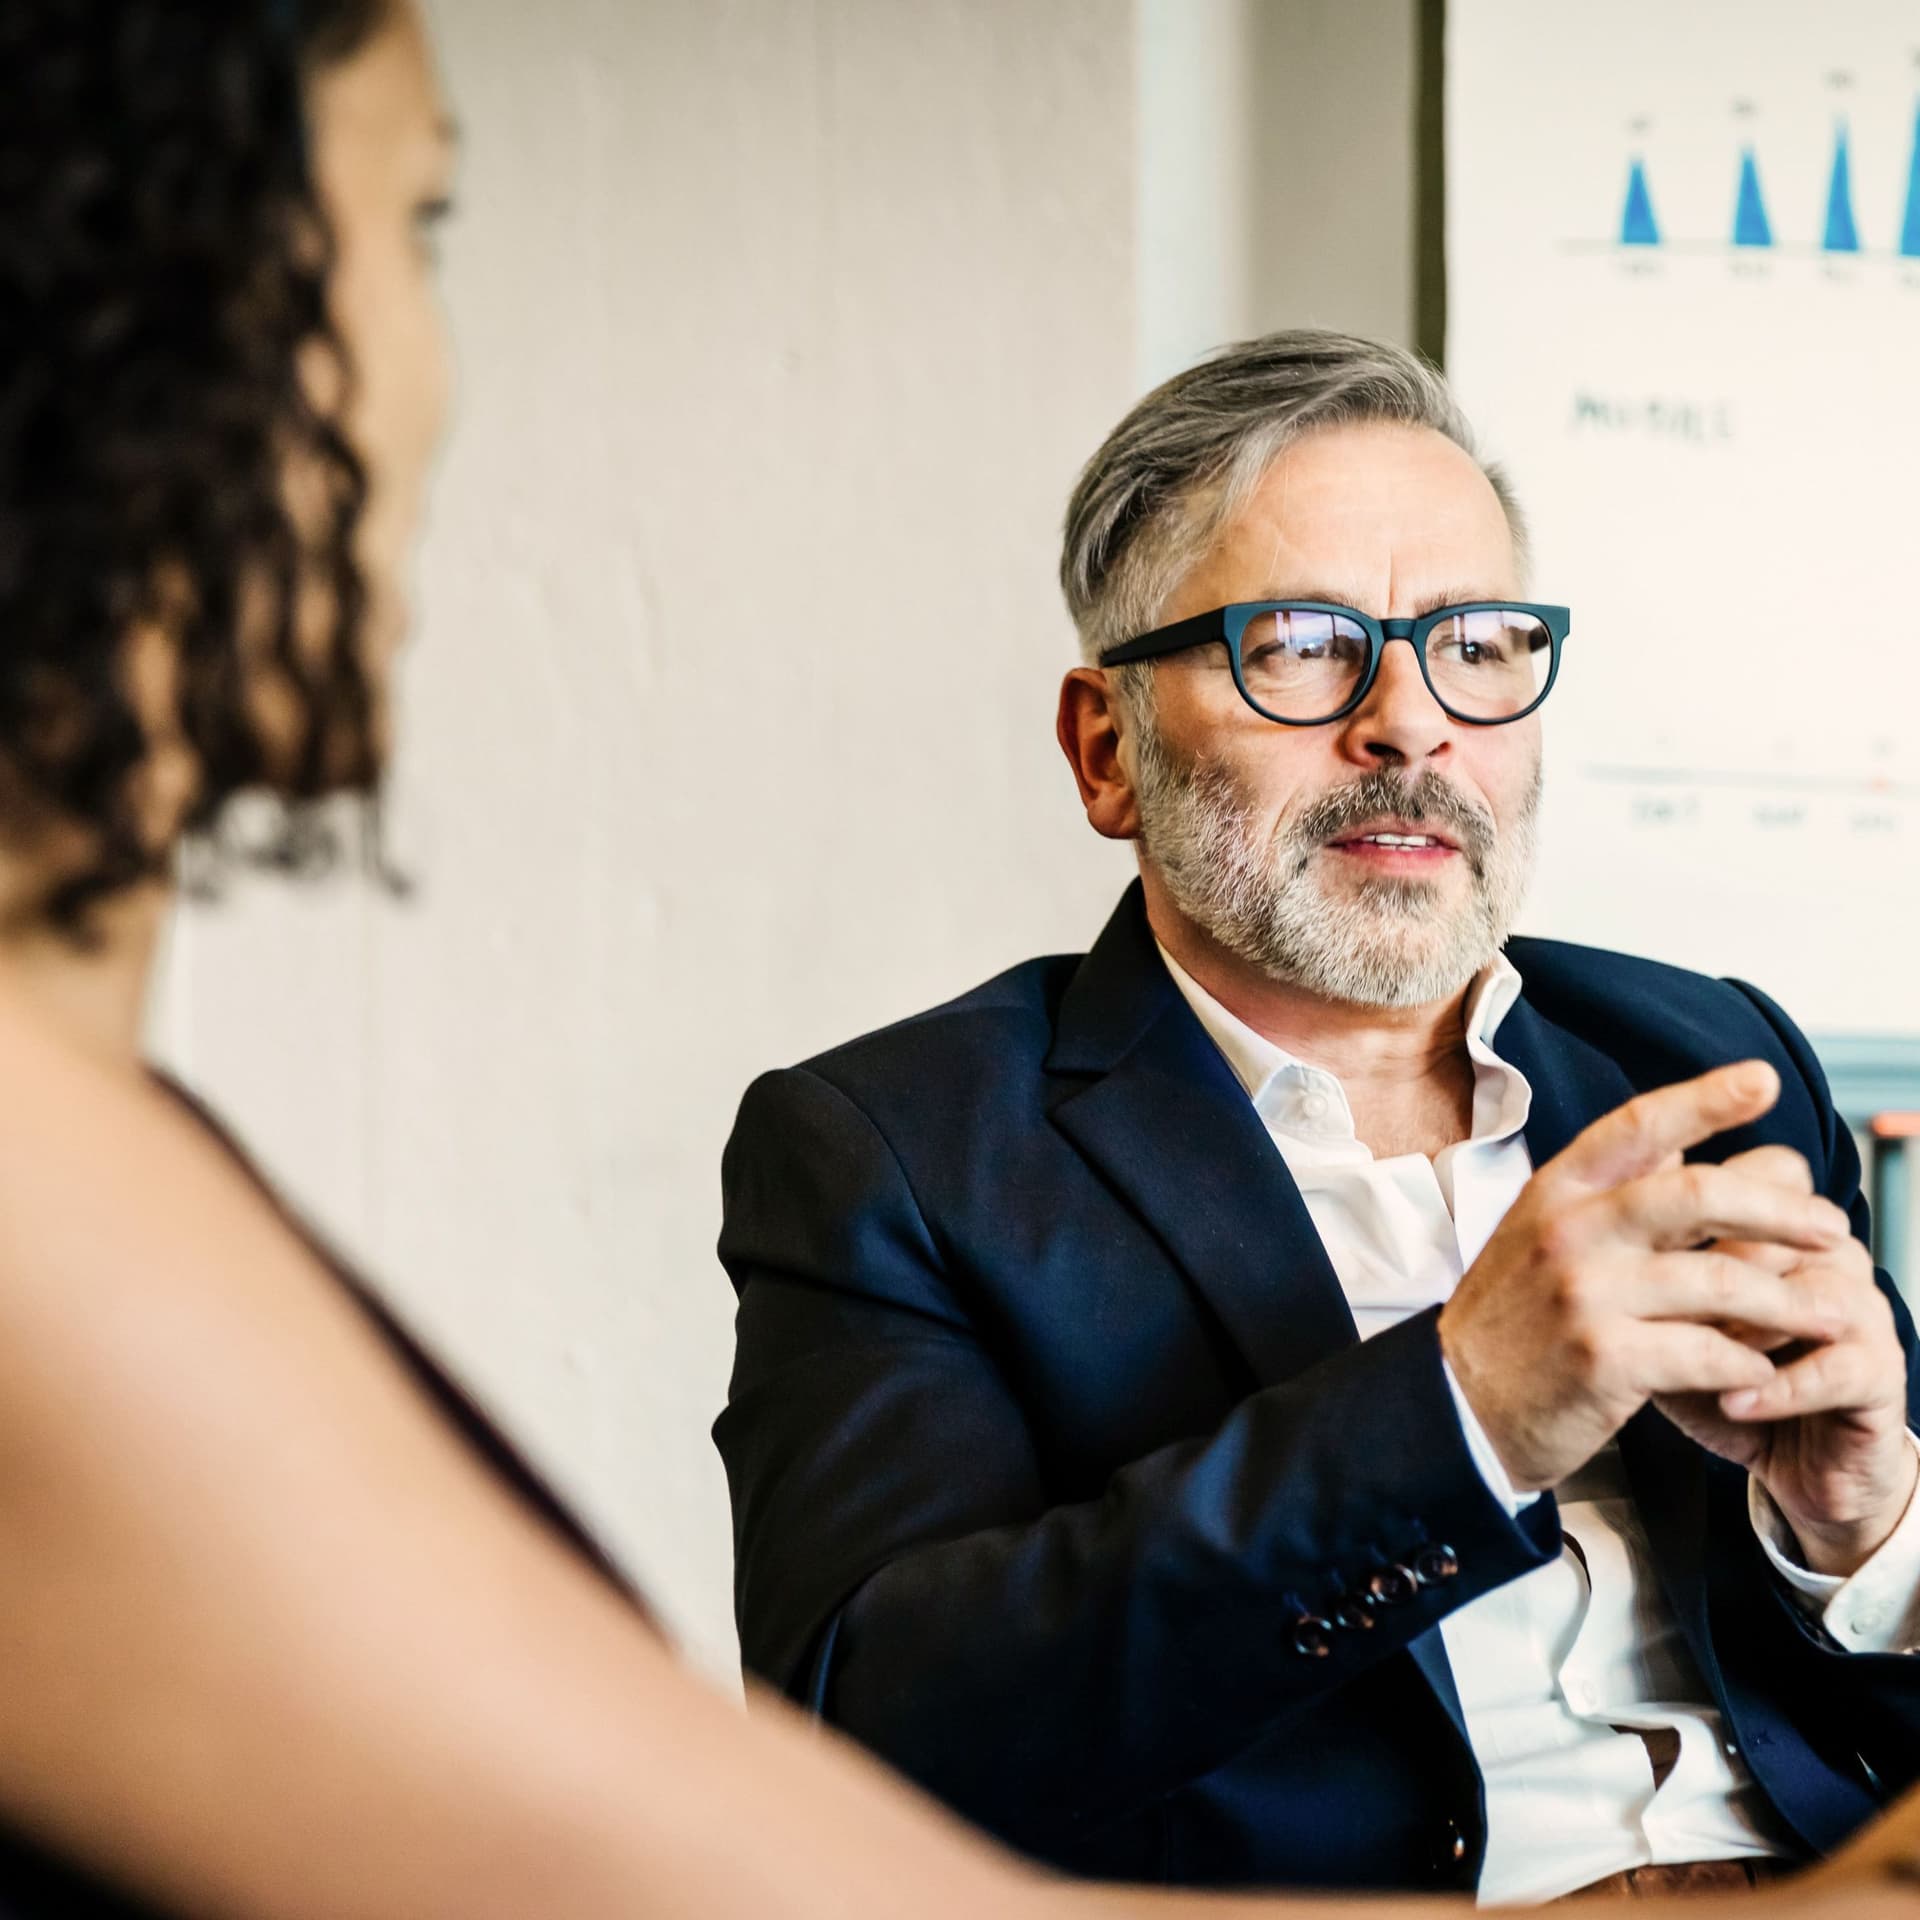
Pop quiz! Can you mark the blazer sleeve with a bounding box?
[1715,981,1920,1808]
[715,1064,1559,1849]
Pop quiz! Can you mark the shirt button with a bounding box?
[1849,1604,1889,1638]
[1301,1092,1330,1120]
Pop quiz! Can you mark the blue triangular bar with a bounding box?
[1620,159,1660,246]
[1902,104,1920,258]
[1824,123,1861,252]
[1733,148,1773,247]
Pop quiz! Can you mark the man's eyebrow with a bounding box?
[1244,587,1513,617]
[1243,587,1365,610]
[1410,587,1514,617]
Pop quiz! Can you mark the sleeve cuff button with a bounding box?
[1368,1565,1421,1607]
[1333,1596,1377,1631]
[1292,1615,1336,1658]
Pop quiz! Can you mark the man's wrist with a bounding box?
[1776,1442,1920,1579]
[1794,1512,1902,1580]
[1440,1356,1540,1517]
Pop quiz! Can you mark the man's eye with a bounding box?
[1442,635,1508,667]
[1247,637,1327,667]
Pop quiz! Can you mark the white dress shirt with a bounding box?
[1157,943,1920,1905]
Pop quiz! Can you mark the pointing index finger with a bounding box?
[1554,1061,1782,1193]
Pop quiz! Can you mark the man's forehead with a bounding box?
[1233,433,1507,536]
[1207,433,1521,601]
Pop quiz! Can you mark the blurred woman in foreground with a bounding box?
[0,4,1911,1916]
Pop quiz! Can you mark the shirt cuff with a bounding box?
[1749,1430,1920,1652]
[1442,1358,1542,1518]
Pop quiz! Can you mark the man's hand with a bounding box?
[1655,1207,1915,1577]
[1438,1061,1857,1495]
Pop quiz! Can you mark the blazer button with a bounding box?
[1414,1544,1460,1586]
[1367,1564,1421,1607]
[1332,1595,1376,1631]
[1292,1615,1336,1658]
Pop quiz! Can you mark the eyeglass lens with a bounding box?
[1235,607,1552,722]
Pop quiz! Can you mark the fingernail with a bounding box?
[1723,1389,1760,1416]
[1731,1062,1776,1102]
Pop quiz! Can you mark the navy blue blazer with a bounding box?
[716,883,1920,1893]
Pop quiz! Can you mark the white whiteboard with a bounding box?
[1446,0,1920,1037]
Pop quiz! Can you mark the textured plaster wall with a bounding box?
[1250,0,1419,349]
[1136,0,1419,381]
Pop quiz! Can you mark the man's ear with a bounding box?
[1056,668,1142,842]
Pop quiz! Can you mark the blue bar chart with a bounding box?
[1617,107,1920,256]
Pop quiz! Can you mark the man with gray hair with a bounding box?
[715,331,1920,1901]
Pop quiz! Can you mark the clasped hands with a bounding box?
[1439,1061,1916,1578]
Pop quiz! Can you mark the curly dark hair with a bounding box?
[0,0,394,935]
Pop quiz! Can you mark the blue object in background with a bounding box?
[1901,104,1920,258]
[1824,121,1862,252]
[1620,159,1660,245]
[1817,1035,1920,1290]
[1733,147,1774,247]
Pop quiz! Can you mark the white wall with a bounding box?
[1137,0,1258,384]
[1136,0,1418,386]
[1250,0,1419,349]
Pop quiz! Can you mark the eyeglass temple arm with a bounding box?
[1097,607,1227,668]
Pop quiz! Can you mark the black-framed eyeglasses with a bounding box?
[1098,600,1571,727]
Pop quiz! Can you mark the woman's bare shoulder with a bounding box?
[0,1001,320,1370]
[0,992,1048,1920]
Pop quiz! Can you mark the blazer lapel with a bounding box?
[1494,992,1638,1172]
[1049,891,1473,1734]
[1046,885,1356,1390]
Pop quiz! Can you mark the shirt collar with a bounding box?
[1155,941,1531,1147]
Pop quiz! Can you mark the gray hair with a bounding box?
[1059,330,1530,670]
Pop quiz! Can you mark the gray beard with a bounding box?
[1131,725,1541,1010]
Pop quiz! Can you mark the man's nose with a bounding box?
[1338,637,1452,767]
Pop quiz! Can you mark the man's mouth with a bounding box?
[1326,818,1462,856]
